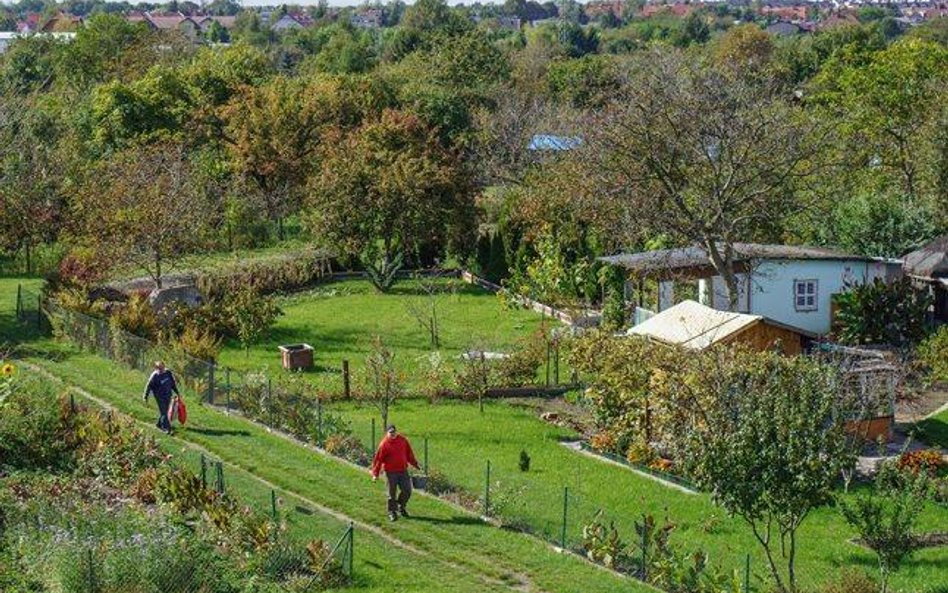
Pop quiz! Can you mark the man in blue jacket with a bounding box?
[143,361,180,434]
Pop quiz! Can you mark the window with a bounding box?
[794,279,818,311]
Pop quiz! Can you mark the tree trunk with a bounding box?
[787,528,797,592]
[705,239,740,311]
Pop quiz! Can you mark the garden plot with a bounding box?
[327,398,948,593]
[215,278,557,394]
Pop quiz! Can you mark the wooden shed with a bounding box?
[628,300,806,355]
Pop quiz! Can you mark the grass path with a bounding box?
[27,350,654,593]
[21,361,515,593]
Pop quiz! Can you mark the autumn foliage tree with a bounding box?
[306,109,474,291]
[73,140,212,288]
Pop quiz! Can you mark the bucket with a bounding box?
[411,475,428,490]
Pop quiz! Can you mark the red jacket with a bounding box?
[371,434,419,477]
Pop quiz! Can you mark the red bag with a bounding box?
[176,397,187,425]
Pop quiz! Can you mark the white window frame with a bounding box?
[794,279,818,312]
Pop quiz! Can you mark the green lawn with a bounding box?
[327,398,948,593]
[0,276,45,343]
[27,350,653,593]
[217,279,556,393]
[918,407,948,449]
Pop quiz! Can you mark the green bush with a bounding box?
[916,325,948,384]
[833,279,932,347]
[0,373,74,472]
[195,249,332,302]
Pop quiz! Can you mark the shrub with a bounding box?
[324,434,370,466]
[110,293,159,340]
[916,325,948,384]
[582,510,627,569]
[519,449,531,472]
[424,468,457,496]
[818,570,879,593]
[195,249,332,302]
[833,279,932,347]
[0,375,74,472]
[895,449,945,475]
[626,441,657,466]
[494,327,548,387]
[589,431,616,453]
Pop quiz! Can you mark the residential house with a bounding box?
[903,235,948,324]
[271,13,313,31]
[759,4,809,21]
[584,0,626,19]
[639,3,700,18]
[41,11,83,32]
[195,15,238,32]
[351,8,384,28]
[128,11,201,41]
[600,243,903,336]
[628,299,806,355]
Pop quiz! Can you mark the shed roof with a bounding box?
[903,235,948,280]
[627,300,765,350]
[600,243,871,274]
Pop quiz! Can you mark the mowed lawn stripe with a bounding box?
[29,351,655,593]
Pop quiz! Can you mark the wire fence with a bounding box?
[15,284,47,333]
[57,399,355,593]
[41,295,756,593]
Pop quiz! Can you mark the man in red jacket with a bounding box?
[371,425,420,521]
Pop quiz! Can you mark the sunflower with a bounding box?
[0,363,15,377]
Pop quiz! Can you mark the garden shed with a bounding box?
[903,234,948,324]
[627,300,805,355]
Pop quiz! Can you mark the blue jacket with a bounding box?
[144,370,180,400]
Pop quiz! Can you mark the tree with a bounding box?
[222,77,330,240]
[840,461,934,593]
[73,140,212,288]
[833,279,932,347]
[227,286,282,356]
[359,336,404,429]
[591,50,830,308]
[676,351,861,593]
[306,110,474,291]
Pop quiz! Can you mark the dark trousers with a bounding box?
[386,471,412,513]
[155,393,172,431]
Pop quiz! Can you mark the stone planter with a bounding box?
[278,344,314,371]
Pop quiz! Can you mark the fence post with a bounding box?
[554,342,560,385]
[347,522,354,576]
[424,437,429,476]
[87,547,96,593]
[342,360,351,398]
[743,553,750,593]
[15,284,21,319]
[36,294,42,330]
[561,487,568,549]
[545,342,551,387]
[70,392,76,415]
[200,454,207,489]
[641,513,648,581]
[216,461,225,495]
[206,363,215,404]
[484,460,491,516]
[317,399,323,446]
[271,489,278,521]
[371,418,376,454]
[225,367,231,409]
[267,377,273,427]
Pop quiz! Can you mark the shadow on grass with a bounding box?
[186,427,252,437]
[405,514,486,527]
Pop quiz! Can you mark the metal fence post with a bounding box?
[200,454,207,489]
[225,367,231,409]
[271,489,278,521]
[484,460,491,516]
[347,522,354,576]
[342,360,350,398]
[561,487,568,549]
[545,342,551,387]
[641,513,648,581]
[36,294,42,330]
[15,284,21,319]
[554,342,560,385]
[87,547,96,593]
[207,363,216,404]
[266,377,273,427]
[424,437,429,475]
[317,399,323,446]
[743,553,750,593]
